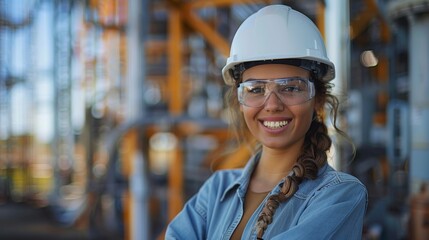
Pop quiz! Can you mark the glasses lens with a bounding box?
[238,78,314,107]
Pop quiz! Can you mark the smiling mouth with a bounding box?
[263,120,289,129]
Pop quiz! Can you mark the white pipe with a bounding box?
[126,0,148,238]
[130,152,149,240]
[325,0,351,171]
[408,13,429,194]
[126,0,143,120]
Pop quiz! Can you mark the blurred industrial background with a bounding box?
[0,0,428,239]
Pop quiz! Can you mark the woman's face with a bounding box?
[240,64,315,151]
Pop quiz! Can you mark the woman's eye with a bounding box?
[279,79,309,93]
[247,86,264,94]
[281,85,301,92]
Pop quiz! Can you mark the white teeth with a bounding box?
[263,120,289,129]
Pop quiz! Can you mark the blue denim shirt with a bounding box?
[166,154,368,240]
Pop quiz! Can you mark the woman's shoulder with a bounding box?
[298,164,367,198]
[319,164,365,187]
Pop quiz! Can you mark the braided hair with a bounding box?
[225,68,342,239]
[255,119,331,238]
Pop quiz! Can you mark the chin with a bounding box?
[261,141,289,150]
[260,136,305,151]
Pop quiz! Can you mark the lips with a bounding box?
[262,120,289,129]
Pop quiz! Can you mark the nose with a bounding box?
[263,92,284,112]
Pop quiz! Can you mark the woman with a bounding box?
[166,4,367,240]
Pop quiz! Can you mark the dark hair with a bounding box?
[225,67,344,239]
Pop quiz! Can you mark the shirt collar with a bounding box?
[219,152,331,201]
[220,151,261,201]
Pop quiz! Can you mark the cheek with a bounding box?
[241,106,259,128]
[241,107,252,123]
[292,103,315,127]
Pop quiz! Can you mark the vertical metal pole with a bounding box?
[408,13,429,194]
[126,0,144,120]
[0,0,10,201]
[129,150,149,240]
[324,0,350,171]
[126,0,148,239]
[52,0,74,203]
[0,0,7,141]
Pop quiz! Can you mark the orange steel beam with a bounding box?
[182,5,230,57]
[350,0,377,40]
[350,0,390,42]
[316,0,325,40]
[121,130,138,240]
[167,1,185,225]
[183,0,274,56]
[168,7,184,115]
[168,144,184,221]
[379,19,391,43]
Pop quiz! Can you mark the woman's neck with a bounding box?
[249,147,300,193]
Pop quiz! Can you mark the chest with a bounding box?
[206,190,306,240]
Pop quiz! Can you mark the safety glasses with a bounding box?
[237,77,315,108]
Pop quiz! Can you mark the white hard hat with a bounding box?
[222,5,335,85]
